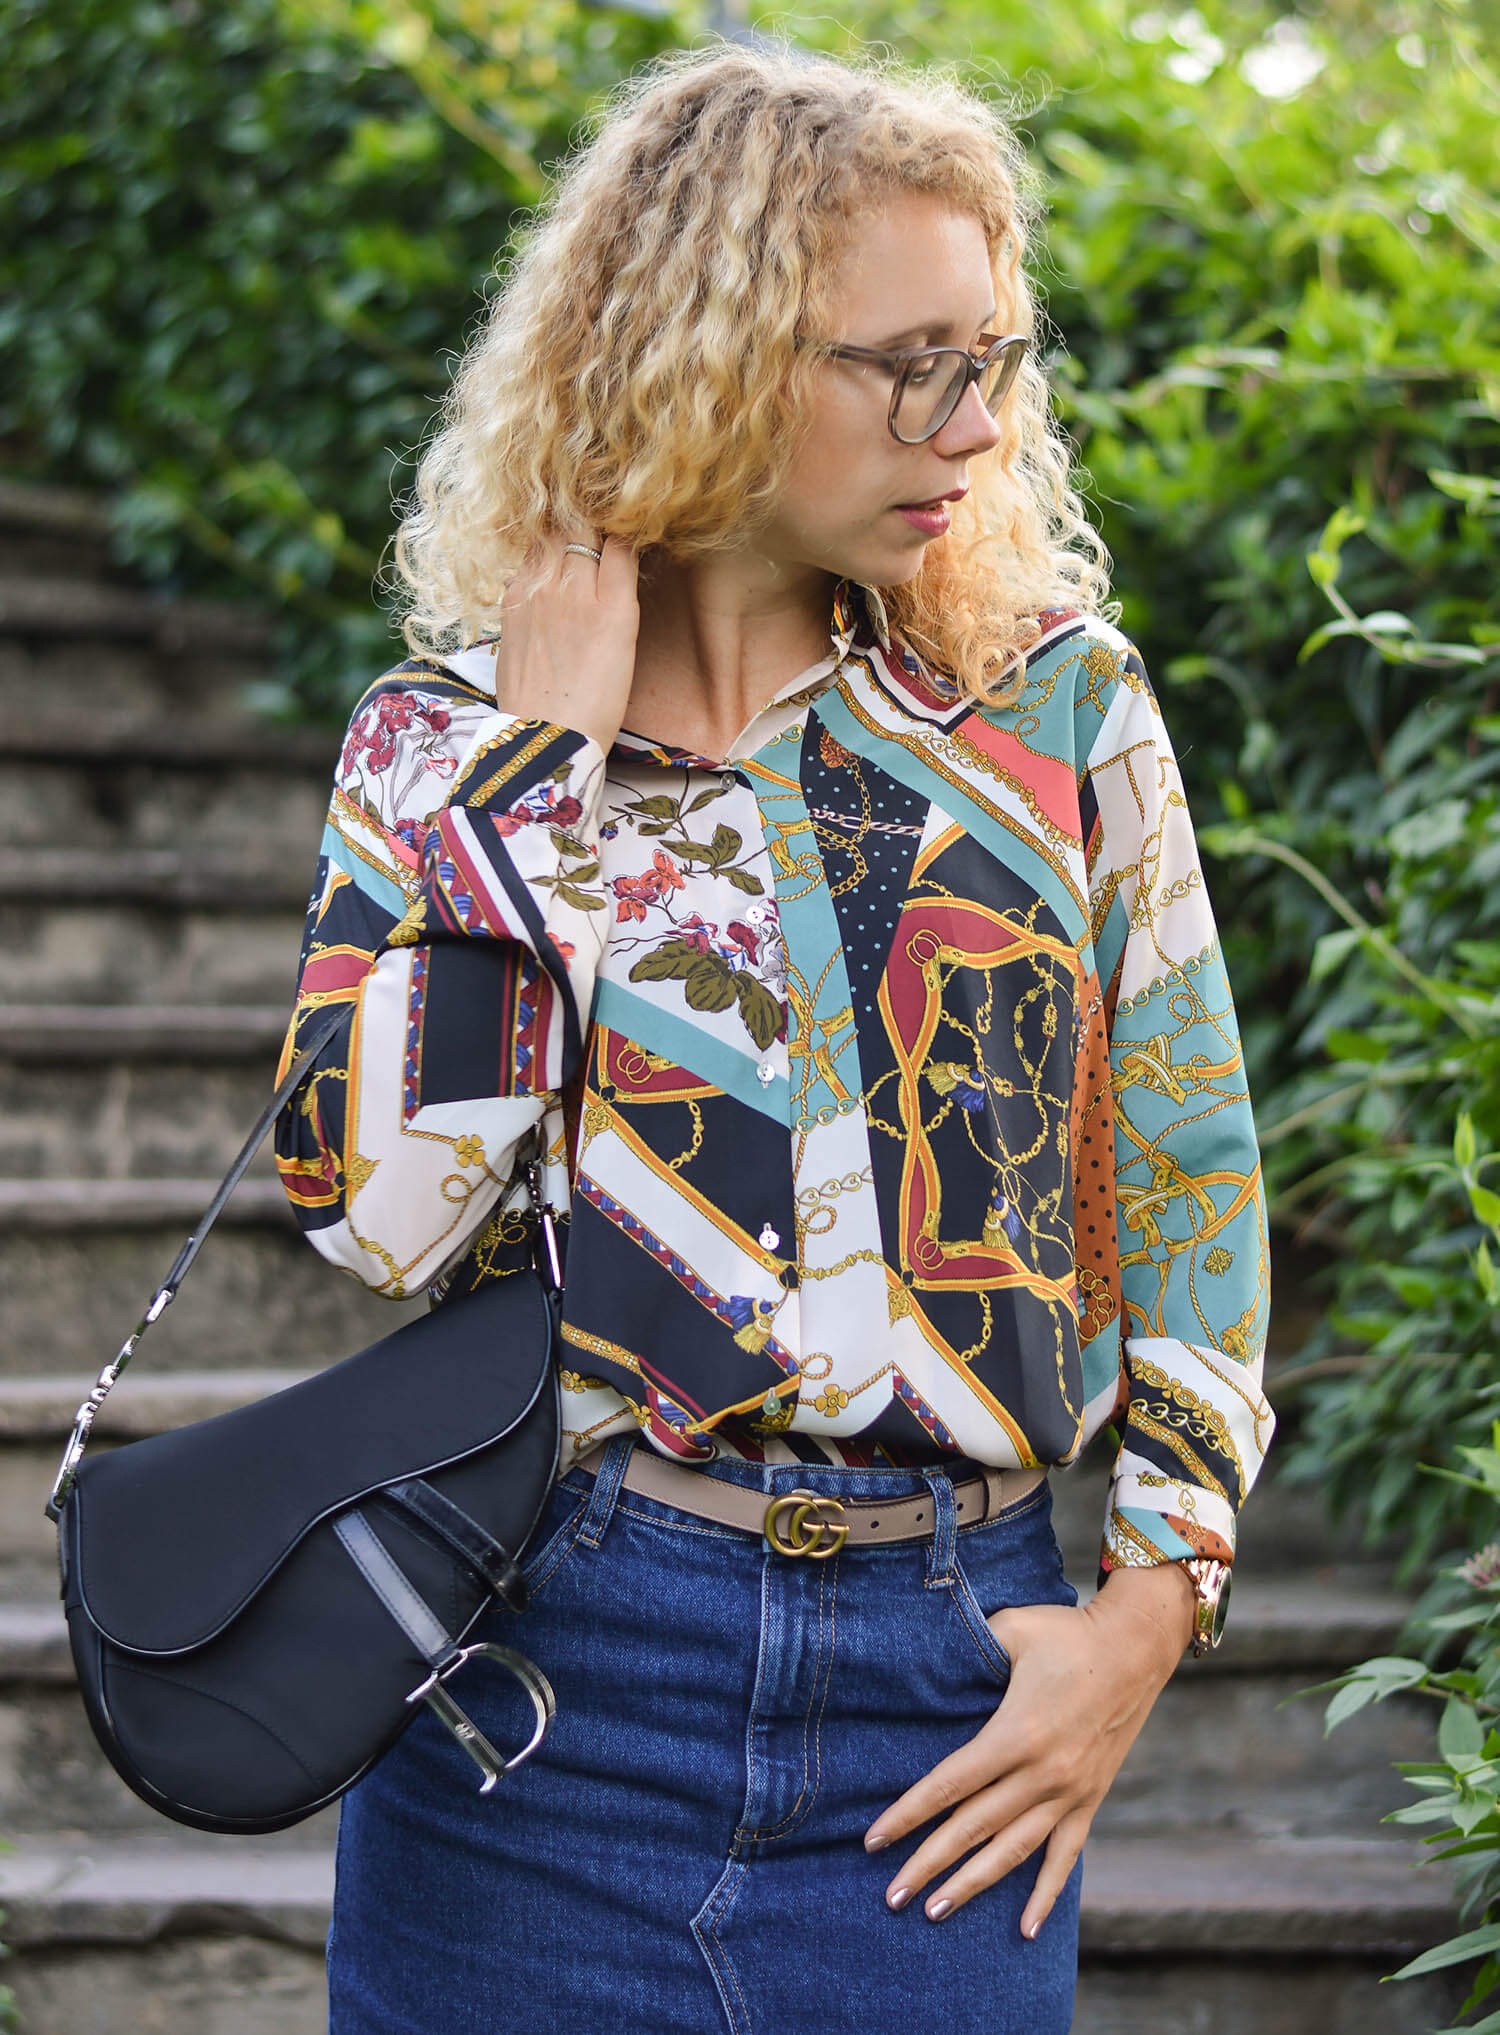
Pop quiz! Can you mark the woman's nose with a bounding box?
[936,376,1006,456]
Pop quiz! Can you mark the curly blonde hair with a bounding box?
[391,36,1117,709]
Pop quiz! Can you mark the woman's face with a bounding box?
[767,188,1008,588]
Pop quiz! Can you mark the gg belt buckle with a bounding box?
[764,1488,849,1559]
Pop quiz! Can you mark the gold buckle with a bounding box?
[763,1489,849,1559]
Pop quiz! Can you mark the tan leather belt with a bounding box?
[571,1442,1046,1558]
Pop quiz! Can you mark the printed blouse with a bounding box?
[273,577,1274,1576]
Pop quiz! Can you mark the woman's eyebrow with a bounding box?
[874,308,1000,346]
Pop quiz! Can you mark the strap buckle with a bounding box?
[406,1642,557,1791]
[763,1489,849,1559]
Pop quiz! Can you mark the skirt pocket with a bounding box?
[946,1480,1075,1690]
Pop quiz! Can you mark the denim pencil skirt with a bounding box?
[327,1434,1084,2035]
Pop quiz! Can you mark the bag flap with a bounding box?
[70,1275,555,1655]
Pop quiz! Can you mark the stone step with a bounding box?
[0,476,115,580]
[1,1004,287,1060]
[0,758,329,861]
[0,1048,283,1179]
[0,1832,1463,2034]
[0,1195,425,1390]
[0,846,308,910]
[0,574,273,652]
[0,636,284,762]
[0,898,306,1004]
[0,1009,293,1189]
[0,713,341,768]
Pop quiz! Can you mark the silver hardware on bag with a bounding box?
[525,1153,564,1289]
[48,1286,175,1520]
[406,1642,557,1790]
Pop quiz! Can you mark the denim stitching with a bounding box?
[710,1866,753,2032]
[729,1555,773,1861]
[920,1469,957,1589]
[745,1549,839,1842]
[607,1501,755,1542]
[519,1490,589,1596]
[577,1436,632,1548]
[945,1483,1065,1681]
[946,1564,1014,1687]
[691,1859,752,2033]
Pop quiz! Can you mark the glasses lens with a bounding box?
[893,342,1025,442]
[980,340,1025,412]
[893,351,967,443]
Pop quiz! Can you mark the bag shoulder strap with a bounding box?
[47,999,553,1518]
[160,1002,354,1303]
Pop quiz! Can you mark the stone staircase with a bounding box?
[0,479,1467,2032]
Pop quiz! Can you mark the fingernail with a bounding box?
[887,1885,912,1911]
[865,1829,890,1853]
[1024,1919,1041,1940]
[927,1897,952,1921]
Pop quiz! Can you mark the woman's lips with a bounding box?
[895,503,951,535]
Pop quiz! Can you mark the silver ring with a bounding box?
[563,543,602,562]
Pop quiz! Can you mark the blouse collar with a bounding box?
[440,574,892,771]
[611,575,891,770]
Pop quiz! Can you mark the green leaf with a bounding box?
[682,955,738,1015]
[1477,1238,1497,1301]
[1309,927,1363,984]
[627,796,679,820]
[724,867,765,896]
[1389,1922,1500,1981]
[628,940,702,983]
[1321,1657,1430,1733]
[1324,1026,1390,1064]
[686,788,723,812]
[1306,550,1339,591]
[707,823,742,866]
[1385,1797,1463,1825]
[1451,1791,1497,1836]
[1456,1112,1479,1169]
[553,883,606,913]
[733,974,782,1051]
[1440,1684,1489,1750]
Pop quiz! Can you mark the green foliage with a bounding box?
[1315,1424,1500,2028]
[1207,484,1500,1573]
[0,0,693,715]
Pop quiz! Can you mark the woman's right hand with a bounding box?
[494,527,641,754]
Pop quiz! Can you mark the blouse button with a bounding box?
[759,1223,780,1250]
[756,1058,776,1087]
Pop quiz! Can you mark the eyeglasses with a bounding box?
[796,331,1028,443]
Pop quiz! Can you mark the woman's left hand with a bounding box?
[863,1562,1197,1936]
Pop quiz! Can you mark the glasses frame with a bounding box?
[798,330,1029,443]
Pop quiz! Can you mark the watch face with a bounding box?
[1210,1562,1232,1645]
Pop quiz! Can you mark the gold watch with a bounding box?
[1181,1556,1232,1656]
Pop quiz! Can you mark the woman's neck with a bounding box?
[624,553,837,759]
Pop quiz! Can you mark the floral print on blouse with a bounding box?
[274,578,1273,1576]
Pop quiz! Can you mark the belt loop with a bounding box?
[918,1468,958,1589]
[577,1434,634,1549]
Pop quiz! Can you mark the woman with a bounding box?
[275,37,1273,2035]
